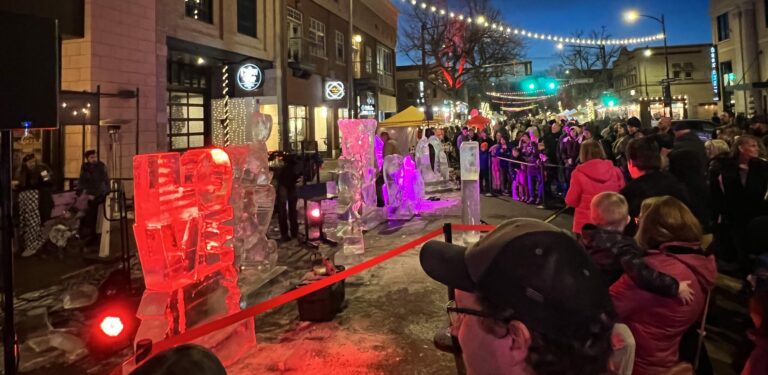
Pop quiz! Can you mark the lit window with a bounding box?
[185,0,213,24]
[309,18,326,58]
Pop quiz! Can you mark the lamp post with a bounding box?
[625,10,671,115]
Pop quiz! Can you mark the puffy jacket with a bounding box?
[610,242,717,375]
[564,159,625,233]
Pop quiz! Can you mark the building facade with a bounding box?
[612,44,717,123]
[710,0,767,116]
[4,0,397,186]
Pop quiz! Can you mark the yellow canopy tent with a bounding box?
[377,106,438,155]
[379,106,434,128]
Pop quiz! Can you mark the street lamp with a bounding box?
[643,48,652,57]
[625,9,671,114]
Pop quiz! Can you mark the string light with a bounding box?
[402,0,665,46]
[487,92,557,100]
[221,65,230,147]
[501,104,538,112]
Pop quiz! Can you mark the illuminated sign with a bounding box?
[325,81,345,100]
[358,91,376,116]
[237,64,263,91]
[710,46,720,102]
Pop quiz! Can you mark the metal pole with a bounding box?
[661,15,671,116]
[1,130,17,375]
[421,23,429,119]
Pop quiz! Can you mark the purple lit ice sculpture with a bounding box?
[225,111,278,271]
[383,154,423,219]
[337,119,381,254]
[415,135,452,192]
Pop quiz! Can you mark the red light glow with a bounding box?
[100,316,125,337]
[310,208,321,218]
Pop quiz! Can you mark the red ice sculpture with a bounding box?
[130,148,254,370]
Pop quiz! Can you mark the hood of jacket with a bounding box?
[575,159,620,184]
[657,242,718,290]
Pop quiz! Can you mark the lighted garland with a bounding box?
[403,0,664,46]
[501,104,538,112]
[487,92,556,100]
[221,64,231,147]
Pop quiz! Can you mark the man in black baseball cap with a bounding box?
[420,218,615,375]
[626,117,642,139]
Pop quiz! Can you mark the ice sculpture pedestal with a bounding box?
[460,142,481,245]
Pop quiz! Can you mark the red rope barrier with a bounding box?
[147,227,445,356]
[451,224,497,232]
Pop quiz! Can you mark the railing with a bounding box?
[486,155,576,209]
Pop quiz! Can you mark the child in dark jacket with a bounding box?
[479,140,491,194]
[582,192,694,302]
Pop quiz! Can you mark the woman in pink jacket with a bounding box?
[565,140,625,234]
[611,196,717,375]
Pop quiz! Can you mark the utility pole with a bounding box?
[420,23,433,121]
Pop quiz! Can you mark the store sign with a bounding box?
[325,81,345,100]
[359,91,376,116]
[710,46,720,102]
[237,64,263,91]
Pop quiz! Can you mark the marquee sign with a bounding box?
[237,63,263,91]
[710,46,720,102]
[325,81,345,100]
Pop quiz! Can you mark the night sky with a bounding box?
[395,0,712,72]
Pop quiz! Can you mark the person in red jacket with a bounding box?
[610,196,717,375]
[565,140,625,234]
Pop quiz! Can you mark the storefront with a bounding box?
[166,38,277,152]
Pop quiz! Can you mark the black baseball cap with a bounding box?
[420,218,612,340]
[627,117,642,129]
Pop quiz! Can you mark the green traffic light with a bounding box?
[528,83,536,90]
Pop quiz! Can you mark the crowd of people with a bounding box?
[422,112,768,375]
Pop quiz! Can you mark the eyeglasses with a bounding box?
[446,300,511,338]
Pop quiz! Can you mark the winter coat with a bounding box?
[669,132,712,231]
[610,242,717,375]
[581,224,680,295]
[559,135,581,166]
[78,161,110,198]
[710,156,768,226]
[742,332,768,375]
[619,171,692,236]
[542,131,562,163]
[564,159,625,233]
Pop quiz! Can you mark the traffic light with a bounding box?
[520,78,538,93]
[542,78,559,93]
[601,93,619,107]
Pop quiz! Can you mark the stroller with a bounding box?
[40,191,89,258]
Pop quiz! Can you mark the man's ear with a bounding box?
[506,321,532,363]
[626,215,631,225]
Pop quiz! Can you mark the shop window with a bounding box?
[185,0,213,24]
[717,13,730,41]
[288,105,307,151]
[287,7,303,62]
[168,91,207,151]
[308,18,326,58]
[335,31,345,64]
[237,0,257,37]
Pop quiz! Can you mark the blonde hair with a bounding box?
[526,126,540,140]
[635,196,703,249]
[590,192,628,229]
[579,140,606,163]
[704,139,730,159]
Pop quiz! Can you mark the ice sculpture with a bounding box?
[460,141,481,244]
[336,119,381,255]
[383,154,423,220]
[415,135,453,192]
[131,148,254,370]
[225,111,277,271]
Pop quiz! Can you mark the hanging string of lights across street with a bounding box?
[402,0,665,46]
[487,92,556,100]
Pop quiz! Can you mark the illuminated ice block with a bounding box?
[460,141,481,244]
[131,148,254,370]
[336,119,381,254]
[416,135,453,192]
[225,111,277,271]
[383,154,423,220]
